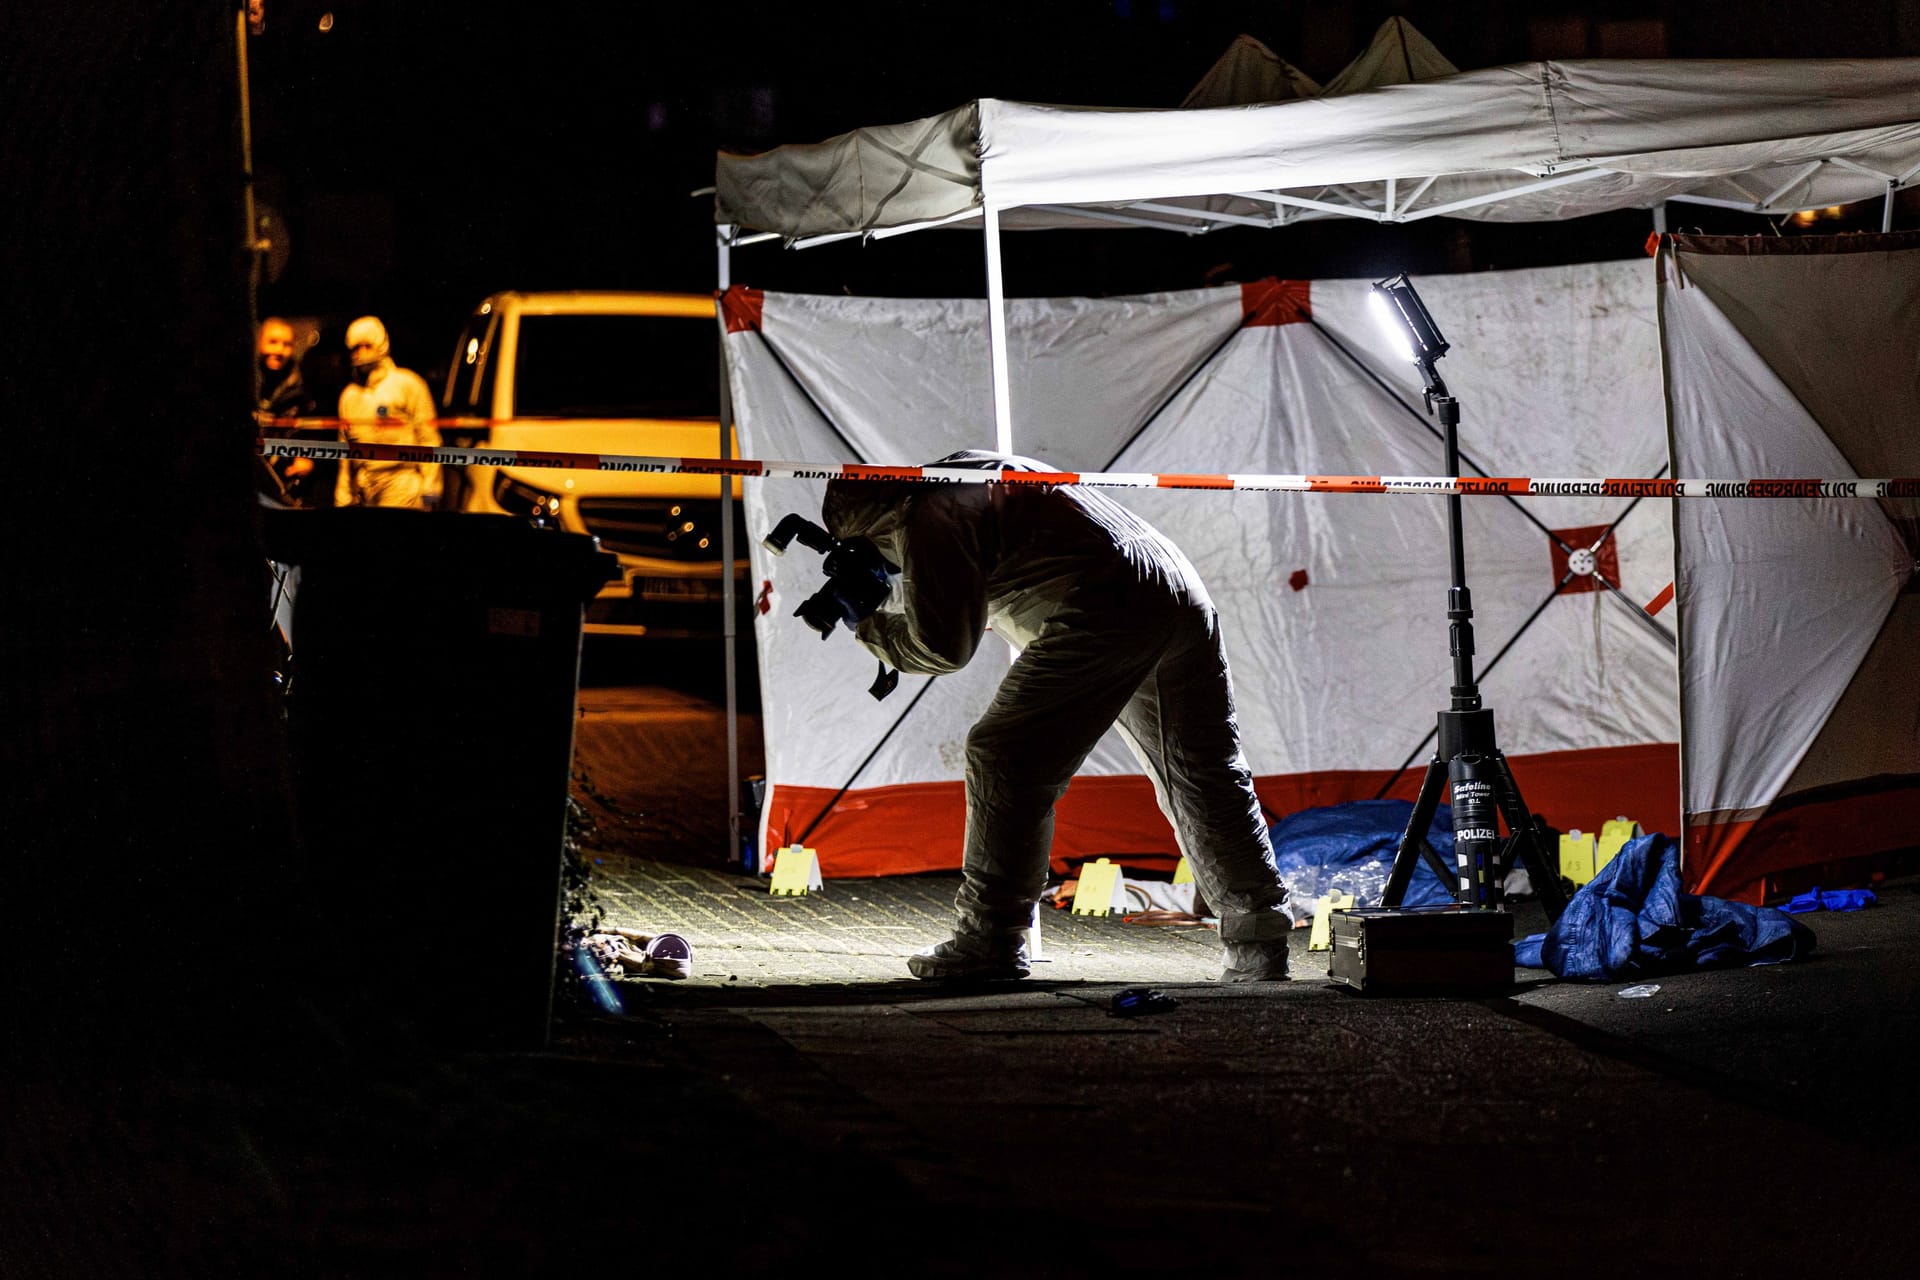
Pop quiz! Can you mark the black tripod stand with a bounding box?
[1370,277,1568,924]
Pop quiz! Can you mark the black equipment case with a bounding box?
[1326,907,1515,994]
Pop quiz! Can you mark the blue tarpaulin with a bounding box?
[1266,799,1456,911]
[1514,833,1816,980]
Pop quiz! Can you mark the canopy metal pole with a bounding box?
[1885,181,1896,233]
[982,201,1014,453]
[717,223,747,872]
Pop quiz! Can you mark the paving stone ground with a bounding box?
[586,850,1313,987]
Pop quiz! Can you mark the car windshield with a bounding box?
[512,313,718,418]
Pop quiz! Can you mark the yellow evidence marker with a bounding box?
[769,844,823,896]
[1072,857,1129,916]
[1307,890,1357,952]
[1559,829,1598,886]
[1596,816,1642,875]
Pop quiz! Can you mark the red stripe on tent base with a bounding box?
[719,285,764,333]
[762,781,967,878]
[1240,279,1312,326]
[1685,773,1920,904]
[1644,581,1676,616]
[767,742,1679,881]
[758,778,1191,880]
[1275,743,1680,857]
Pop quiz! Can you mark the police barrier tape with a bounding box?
[258,438,1920,499]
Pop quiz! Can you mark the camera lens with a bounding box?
[794,591,843,639]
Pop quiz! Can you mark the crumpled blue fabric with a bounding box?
[1266,799,1456,910]
[1513,833,1816,980]
[1781,885,1878,914]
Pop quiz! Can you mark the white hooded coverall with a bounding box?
[335,316,442,511]
[822,450,1291,964]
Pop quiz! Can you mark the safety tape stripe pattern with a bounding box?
[258,440,1919,498]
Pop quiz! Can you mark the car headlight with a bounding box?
[495,473,563,520]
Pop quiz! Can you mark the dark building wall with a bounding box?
[0,1,300,1051]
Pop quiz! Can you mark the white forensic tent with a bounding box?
[711,55,1920,890]
[723,265,1677,879]
[1658,231,1920,902]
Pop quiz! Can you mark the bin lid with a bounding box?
[261,506,619,599]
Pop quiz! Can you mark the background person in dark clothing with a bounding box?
[255,314,324,504]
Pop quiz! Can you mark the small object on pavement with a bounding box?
[642,932,694,980]
[1617,983,1661,998]
[1110,987,1179,1017]
[571,942,626,1015]
[1122,909,1210,926]
[1781,885,1878,914]
[585,928,695,980]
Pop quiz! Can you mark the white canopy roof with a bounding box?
[715,58,1920,243]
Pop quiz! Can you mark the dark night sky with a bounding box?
[245,0,1920,388]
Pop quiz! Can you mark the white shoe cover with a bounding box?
[906,934,1032,982]
[1219,940,1291,983]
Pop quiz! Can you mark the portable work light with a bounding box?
[1370,272,1451,395]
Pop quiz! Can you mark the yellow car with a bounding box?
[440,290,747,638]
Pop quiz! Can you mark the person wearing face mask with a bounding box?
[333,314,441,509]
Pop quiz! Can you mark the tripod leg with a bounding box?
[1523,815,1570,922]
[1418,839,1456,892]
[1382,758,1454,908]
[1487,752,1568,922]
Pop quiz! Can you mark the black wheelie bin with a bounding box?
[262,505,618,1049]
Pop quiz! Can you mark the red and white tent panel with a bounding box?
[1662,231,1920,903]
[723,261,1680,878]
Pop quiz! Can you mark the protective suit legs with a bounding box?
[1112,610,1292,979]
[920,600,1290,981]
[922,617,1162,981]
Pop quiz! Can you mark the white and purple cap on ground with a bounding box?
[644,933,693,978]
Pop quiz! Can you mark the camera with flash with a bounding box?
[761,513,897,639]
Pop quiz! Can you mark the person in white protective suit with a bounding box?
[821,449,1293,983]
[334,314,441,509]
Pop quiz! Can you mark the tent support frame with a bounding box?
[1232,164,1615,226]
[983,201,1014,453]
[717,226,747,871]
[1028,203,1212,233]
